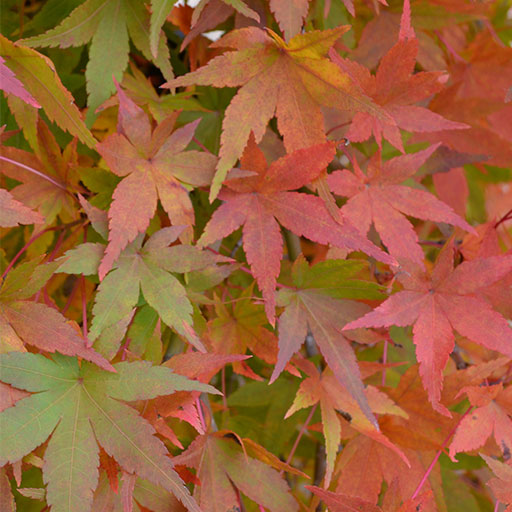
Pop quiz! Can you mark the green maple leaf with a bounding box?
[21,0,174,124]
[0,351,220,512]
[0,34,95,147]
[57,226,228,348]
[271,255,386,428]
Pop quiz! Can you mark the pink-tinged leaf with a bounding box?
[398,0,415,41]
[329,31,465,152]
[0,188,44,227]
[390,105,468,132]
[242,205,283,325]
[450,385,512,459]
[97,92,216,276]
[121,472,136,512]
[381,186,474,232]
[166,26,388,200]
[0,467,15,512]
[379,145,439,185]
[0,35,95,147]
[99,170,157,279]
[371,194,425,264]
[440,255,512,295]
[270,296,307,383]
[197,194,250,247]
[2,301,114,371]
[114,78,152,148]
[329,149,472,263]
[0,56,40,107]
[0,382,30,412]
[307,486,383,512]
[269,0,310,41]
[344,291,424,330]
[412,296,454,416]
[320,396,341,486]
[345,249,512,412]
[439,294,512,357]
[96,133,144,177]
[165,353,250,382]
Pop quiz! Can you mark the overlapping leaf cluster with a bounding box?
[1,0,512,511]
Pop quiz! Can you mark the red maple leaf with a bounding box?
[327,146,474,263]
[482,455,512,510]
[449,383,512,459]
[96,81,217,278]
[198,135,394,324]
[165,25,392,199]
[344,242,512,414]
[328,0,467,152]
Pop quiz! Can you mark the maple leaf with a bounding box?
[198,137,393,324]
[328,1,467,152]
[96,82,217,278]
[414,32,512,168]
[149,0,179,58]
[21,0,174,124]
[344,243,512,415]
[449,383,512,459]
[0,35,95,147]
[0,351,220,512]
[333,433,445,510]
[204,285,299,380]
[481,454,512,510]
[0,55,40,108]
[91,470,188,511]
[286,361,408,485]
[165,25,393,199]
[272,255,386,424]
[190,0,260,27]
[58,226,227,347]
[172,432,299,511]
[0,188,44,227]
[332,376,449,512]
[0,467,15,512]
[149,353,249,438]
[327,146,474,263]
[0,119,83,226]
[307,486,434,512]
[269,0,310,41]
[0,256,113,370]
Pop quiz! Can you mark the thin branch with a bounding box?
[411,405,473,500]
[435,30,466,63]
[1,220,83,282]
[192,136,215,155]
[282,403,318,473]
[495,207,512,228]
[381,338,389,386]
[325,121,351,137]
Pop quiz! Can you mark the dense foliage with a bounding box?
[1,0,512,511]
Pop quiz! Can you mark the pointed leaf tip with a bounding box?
[399,0,415,41]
